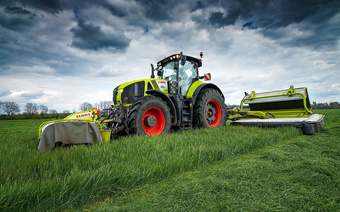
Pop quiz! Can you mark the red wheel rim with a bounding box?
[204,99,222,127]
[142,107,165,135]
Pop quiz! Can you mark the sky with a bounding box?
[0,0,339,113]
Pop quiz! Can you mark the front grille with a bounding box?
[113,82,145,106]
[121,81,145,105]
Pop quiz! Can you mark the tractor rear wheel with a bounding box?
[127,96,171,135]
[193,88,227,128]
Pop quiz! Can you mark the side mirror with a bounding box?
[181,55,186,66]
[180,51,186,66]
[150,64,155,78]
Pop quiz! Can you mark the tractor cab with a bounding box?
[154,52,202,96]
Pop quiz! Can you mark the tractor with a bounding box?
[103,52,227,136]
[38,52,324,151]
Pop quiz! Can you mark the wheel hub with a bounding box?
[146,115,157,127]
[141,106,166,135]
[205,103,216,122]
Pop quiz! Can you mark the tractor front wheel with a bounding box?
[127,96,171,135]
[194,88,227,128]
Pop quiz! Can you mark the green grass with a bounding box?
[93,112,339,211]
[0,110,339,211]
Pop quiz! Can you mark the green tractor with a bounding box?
[104,52,227,136]
[37,52,325,150]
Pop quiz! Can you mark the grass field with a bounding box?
[0,110,339,211]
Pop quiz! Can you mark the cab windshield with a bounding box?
[161,60,198,96]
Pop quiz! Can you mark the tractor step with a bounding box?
[181,99,192,128]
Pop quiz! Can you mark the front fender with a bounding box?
[145,90,177,125]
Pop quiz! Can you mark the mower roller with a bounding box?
[38,52,324,150]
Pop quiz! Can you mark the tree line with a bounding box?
[1,100,339,120]
[312,101,340,109]
[0,101,112,120]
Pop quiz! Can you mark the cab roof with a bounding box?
[157,53,202,68]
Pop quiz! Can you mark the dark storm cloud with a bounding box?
[259,0,340,51]
[2,0,125,16]
[4,6,35,15]
[107,5,126,18]
[242,22,258,30]
[204,0,340,51]
[70,19,130,51]
[0,28,59,69]
[253,0,339,29]
[262,20,340,51]
[20,0,63,14]
[209,8,241,28]
[136,0,173,21]
[0,6,36,30]
[207,0,338,29]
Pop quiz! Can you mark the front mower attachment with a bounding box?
[38,108,109,151]
[230,86,324,134]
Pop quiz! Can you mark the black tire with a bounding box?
[193,88,227,128]
[126,95,171,135]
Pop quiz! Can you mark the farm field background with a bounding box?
[0,109,339,211]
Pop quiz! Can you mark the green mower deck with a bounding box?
[230,86,324,134]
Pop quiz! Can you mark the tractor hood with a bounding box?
[112,79,168,107]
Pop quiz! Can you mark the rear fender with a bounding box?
[145,90,177,125]
[187,81,225,105]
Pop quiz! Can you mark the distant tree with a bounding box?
[63,110,70,114]
[49,109,58,115]
[2,101,20,115]
[312,101,317,109]
[79,102,93,111]
[317,102,329,109]
[25,103,38,117]
[312,101,340,109]
[0,101,3,114]
[329,101,340,109]
[100,101,112,110]
[39,104,49,114]
[96,101,112,115]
